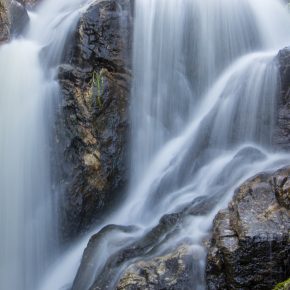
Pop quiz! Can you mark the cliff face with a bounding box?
[56,0,133,242]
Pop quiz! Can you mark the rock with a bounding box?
[206,167,290,290]
[0,0,29,43]
[9,0,29,36]
[117,245,195,290]
[72,195,214,289]
[274,48,290,150]
[56,0,133,242]
[0,0,10,43]
[21,0,40,8]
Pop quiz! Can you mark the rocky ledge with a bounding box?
[56,0,133,241]
[206,167,290,290]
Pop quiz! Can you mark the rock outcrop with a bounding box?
[0,0,10,42]
[0,0,29,43]
[274,48,290,150]
[206,167,290,290]
[117,245,195,290]
[57,0,133,241]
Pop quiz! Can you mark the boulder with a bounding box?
[206,167,290,290]
[56,0,133,242]
[117,245,196,290]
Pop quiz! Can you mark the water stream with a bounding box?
[1,0,290,289]
[0,0,94,289]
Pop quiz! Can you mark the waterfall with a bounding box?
[20,0,290,289]
[0,0,94,289]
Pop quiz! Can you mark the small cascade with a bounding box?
[0,0,94,289]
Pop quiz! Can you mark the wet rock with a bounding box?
[56,0,133,242]
[72,195,214,290]
[0,0,29,43]
[206,167,290,290]
[274,48,290,150]
[21,0,40,8]
[9,0,29,36]
[0,0,10,43]
[117,245,195,290]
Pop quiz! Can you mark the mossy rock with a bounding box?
[273,278,290,290]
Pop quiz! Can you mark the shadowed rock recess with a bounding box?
[56,0,133,241]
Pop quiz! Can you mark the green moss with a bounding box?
[273,278,290,290]
[89,70,104,109]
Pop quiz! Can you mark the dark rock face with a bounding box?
[274,48,290,150]
[206,167,290,290]
[56,0,133,242]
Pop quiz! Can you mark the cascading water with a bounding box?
[0,0,94,289]
[24,0,290,289]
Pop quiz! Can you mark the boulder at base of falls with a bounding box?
[117,245,196,290]
[206,166,290,290]
[56,0,133,242]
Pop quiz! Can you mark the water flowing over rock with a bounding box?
[48,1,290,289]
[206,167,290,290]
[57,0,133,242]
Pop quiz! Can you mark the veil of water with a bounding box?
[0,0,94,289]
[1,0,290,289]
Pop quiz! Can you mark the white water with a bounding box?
[0,0,95,289]
[6,0,290,289]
